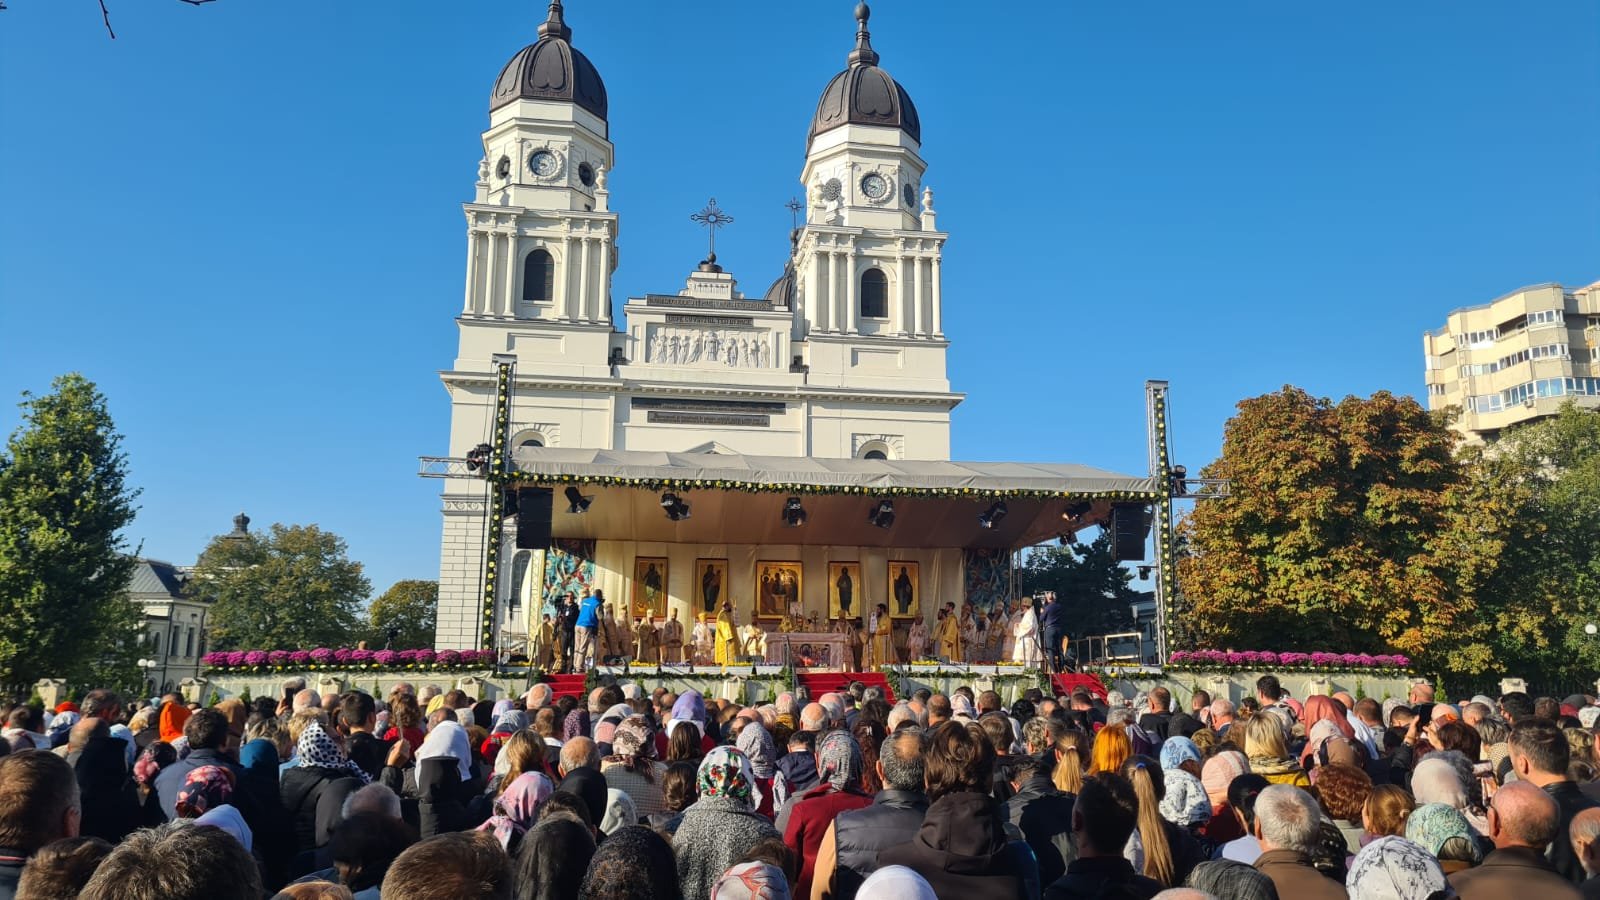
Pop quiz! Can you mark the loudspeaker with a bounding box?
[1110,503,1151,562]
[514,487,553,549]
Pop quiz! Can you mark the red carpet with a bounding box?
[797,671,895,703]
[1052,673,1108,700]
[541,673,588,700]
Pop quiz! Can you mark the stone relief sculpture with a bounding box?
[646,326,773,369]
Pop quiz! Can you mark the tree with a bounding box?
[1017,532,1142,638]
[191,523,370,650]
[0,374,143,688]
[1177,387,1503,675]
[367,580,438,649]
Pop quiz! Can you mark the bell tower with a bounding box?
[463,1,618,325]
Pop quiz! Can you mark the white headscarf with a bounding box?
[858,865,937,900]
[418,720,473,781]
[1345,836,1450,900]
[599,787,638,835]
[194,804,253,853]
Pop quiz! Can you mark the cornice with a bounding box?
[438,369,963,409]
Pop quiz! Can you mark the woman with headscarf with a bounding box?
[1404,802,1487,876]
[413,719,481,837]
[594,702,633,752]
[1345,835,1452,900]
[1410,753,1488,835]
[600,787,639,835]
[281,720,368,853]
[480,707,529,769]
[512,814,596,900]
[175,764,236,818]
[562,708,591,745]
[735,717,779,818]
[710,861,790,900]
[674,748,783,900]
[584,825,683,900]
[1157,738,1212,831]
[660,689,718,758]
[603,715,667,816]
[159,701,191,749]
[784,730,873,899]
[1196,750,1248,845]
[856,865,935,900]
[132,742,178,826]
[475,771,553,854]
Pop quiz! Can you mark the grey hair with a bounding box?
[1022,717,1060,753]
[281,676,308,693]
[1475,717,1509,746]
[1185,860,1275,900]
[879,731,925,792]
[862,686,885,704]
[886,702,917,733]
[1106,707,1136,727]
[342,782,402,820]
[1208,698,1235,719]
[560,739,601,774]
[1255,785,1322,853]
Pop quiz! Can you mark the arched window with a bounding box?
[863,449,888,460]
[522,249,555,304]
[858,440,893,461]
[511,429,547,449]
[860,268,888,319]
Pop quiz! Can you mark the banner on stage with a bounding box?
[827,562,862,620]
[756,561,801,621]
[889,561,920,619]
[694,558,727,616]
[633,557,667,618]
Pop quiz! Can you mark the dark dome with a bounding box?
[808,3,920,145]
[490,2,608,121]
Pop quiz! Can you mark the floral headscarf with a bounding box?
[563,709,591,743]
[1345,836,1450,900]
[697,746,759,811]
[735,719,777,780]
[817,730,863,793]
[477,771,554,849]
[1159,737,1203,771]
[1404,803,1483,863]
[175,764,236,818]
[711,861,791,900]
[297,720,371,784]
[134,741,177,787]
[159,702,191,743]
[604,716,657,778]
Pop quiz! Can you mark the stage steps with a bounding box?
[541,673,589,700]
[1051,673,1107,700]
[796,671,895,704]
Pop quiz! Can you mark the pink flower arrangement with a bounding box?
[201,646,493,672]
[1168,649,1409,671]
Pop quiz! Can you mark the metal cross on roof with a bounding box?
[785,196,803,230]
[690,197,734,260]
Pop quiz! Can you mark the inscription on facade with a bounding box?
[631,397,787,414]
[646,295,775,312]
[647,411,771,427]
[664,314,754,327]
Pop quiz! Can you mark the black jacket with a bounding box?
[1547,780,1600,884]
[832,789,928,900]
[1138,712,1173,742]
[1004,774,1077,887]
[70,733,140,843]
[346,732,391,782]
[1043,856,1163,900]
[877,791,1039,900]
[280,765,359,853]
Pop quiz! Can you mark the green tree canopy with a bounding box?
[1177,386,1504,674]
[1017,532,1142,637]
[0,374,143,688]
[192,523,370,650]
[367,579,438,649]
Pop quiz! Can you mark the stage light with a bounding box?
[1170,465,1189,496]
[1059,531,1081,548]
[564,486,592,515]
[868,499,895,529]
[782,496,807,527]
[978,501,1008,529]
[660,492,691,521]
[1138,566,1152,580]
[464,443,493,473]
[1062,501,1092,521]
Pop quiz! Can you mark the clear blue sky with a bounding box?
[2,1,1595,599]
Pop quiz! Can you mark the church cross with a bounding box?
[785,196,803,230]
[690,197,734,260]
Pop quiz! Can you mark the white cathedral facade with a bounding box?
[434,2,960,647]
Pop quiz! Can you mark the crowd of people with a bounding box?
[2,672,1599,899]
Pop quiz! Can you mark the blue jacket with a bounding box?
[576,595,602,628]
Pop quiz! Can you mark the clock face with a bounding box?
[821,178,842,201]
[860,173,889,200]
[529,150,558,178]
[903,182,917,208]
[578,162,596,187]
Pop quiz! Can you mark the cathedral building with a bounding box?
[432,2,1153,651]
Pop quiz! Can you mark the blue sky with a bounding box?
[2,1,1596,598]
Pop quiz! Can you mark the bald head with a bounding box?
[587,688,606,714]
[1491,780,1561,850]
[1572,807,1600,877]
[525,683,552,710]
[559,737,599,776]
[292,689,319,713]
[800,703,827,732]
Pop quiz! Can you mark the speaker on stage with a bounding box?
[1110,503,1151,562]
[514,487,553,549]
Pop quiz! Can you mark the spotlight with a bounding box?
[781,496,807,527]
[1059,532,1081,548]
[464,443,493,473]
[1170,465,1189,496]
[978,501,1008,529]
[868,499,895,529]
[660,492,691,521]
[564,486,592,515]
[1061,501,1092,521]
[1138,566,1152,581]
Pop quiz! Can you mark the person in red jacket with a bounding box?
[785,730,873,899]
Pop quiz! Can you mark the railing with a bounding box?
[1072,631,1146,667]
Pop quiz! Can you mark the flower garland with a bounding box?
[201,648,495,674]
[1167,649,1410,674]
[497,472,1163,503]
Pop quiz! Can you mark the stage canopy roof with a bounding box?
[507,447,1161,551]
